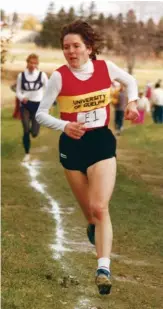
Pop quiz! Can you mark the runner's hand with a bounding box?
[125,101,139,121]
[22,98,28,103]
[64,122,86,139]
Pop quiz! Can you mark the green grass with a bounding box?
[1,82,16,107]
[116,118,163,198]
[2,106,163,309]
[1,108,79,309]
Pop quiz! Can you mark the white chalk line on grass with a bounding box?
[22,159,91,308]
[22,159,72,259]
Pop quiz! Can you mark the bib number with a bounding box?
[77,107,107,128]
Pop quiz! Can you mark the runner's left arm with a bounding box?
[105,60,138,103]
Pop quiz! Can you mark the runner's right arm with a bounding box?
[36,71,70,132]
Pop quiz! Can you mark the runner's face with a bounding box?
[27,58,38,72]
[63,34,92,68]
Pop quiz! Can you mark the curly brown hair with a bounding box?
[60,20,104,60]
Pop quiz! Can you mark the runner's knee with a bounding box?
[90,202,109,221]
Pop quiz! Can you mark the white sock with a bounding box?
[98,257,110,272]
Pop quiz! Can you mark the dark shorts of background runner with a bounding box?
[20,101,40,114]
[20,101,40,137]
[59,126,116,174]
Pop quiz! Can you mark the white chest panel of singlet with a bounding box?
[77,107,107,129]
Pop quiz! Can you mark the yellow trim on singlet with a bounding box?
[57,88,111,113]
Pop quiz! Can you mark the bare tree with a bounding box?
[1,35,13,70]
[88,1,97,23]
[78,3,86,20]
[114,1,163,22]
[117,10,138,74]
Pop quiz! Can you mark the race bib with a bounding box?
[77,107,107,128]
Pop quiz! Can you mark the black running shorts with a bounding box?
[59,126,116,174]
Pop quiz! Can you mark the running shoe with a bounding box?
[95,268,112,295]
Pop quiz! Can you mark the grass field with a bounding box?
[2,101,163,309]
[7,42,163,70]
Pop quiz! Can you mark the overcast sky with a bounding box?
[1,0,163,22]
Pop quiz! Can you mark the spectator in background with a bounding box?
[114,84,127,135]
[16,53,48,162]
[151,83,163,124]
[110,81,120,105]
[145,81,153,101]
[132,91,150,124]
[156,79,162,87]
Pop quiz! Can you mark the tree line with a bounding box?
[1,2,163,73]
[36,2,163,74]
